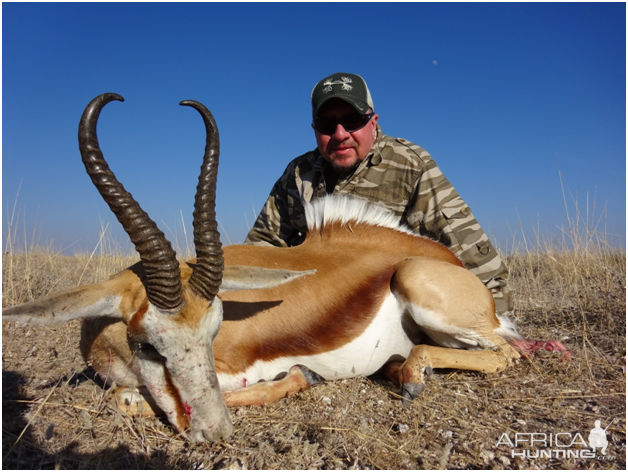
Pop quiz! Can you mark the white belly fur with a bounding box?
[217,293,414,392]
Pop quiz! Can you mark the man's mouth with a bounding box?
[332,145,355,155]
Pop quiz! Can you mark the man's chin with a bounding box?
[329,155,360,172]
[330,161,359,173]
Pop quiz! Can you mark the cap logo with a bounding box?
[322,77,353,94]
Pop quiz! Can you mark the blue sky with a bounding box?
[2,2,625,254]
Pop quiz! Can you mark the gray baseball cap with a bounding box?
[311,72,374,118]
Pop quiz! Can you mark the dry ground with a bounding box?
[2,248,626,469]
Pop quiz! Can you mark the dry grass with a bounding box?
[2,220,626,469]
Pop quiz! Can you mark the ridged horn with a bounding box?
[179,100,223,304]
[78,93,184,313]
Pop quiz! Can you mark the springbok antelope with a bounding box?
[3,93,569,443]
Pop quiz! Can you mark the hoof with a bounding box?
[294,365,325,385]
[113,386,163,417]
[401,382,425,404]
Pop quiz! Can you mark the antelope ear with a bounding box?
[220,265,316,292]
[3,279,127,325]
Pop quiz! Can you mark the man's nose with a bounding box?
[332,123,350,140]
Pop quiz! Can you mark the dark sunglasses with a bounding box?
[312,113,375,135]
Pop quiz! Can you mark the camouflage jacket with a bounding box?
[245,128,513,314]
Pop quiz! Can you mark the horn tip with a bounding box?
[102,93,124,103]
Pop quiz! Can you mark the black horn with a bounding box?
[179,100,223,304]
[78,93,184,313]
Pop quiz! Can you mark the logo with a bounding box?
[496,419,616,461]
[322,77,353,94]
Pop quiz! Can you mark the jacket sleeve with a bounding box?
[244,178,291,247]
[405,159,514,315]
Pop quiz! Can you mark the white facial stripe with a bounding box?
[130,302,231,441]
[133,354,186,430]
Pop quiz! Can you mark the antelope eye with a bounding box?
[137,342,156,353]
[128,333,154,352]
[132,340,165,362]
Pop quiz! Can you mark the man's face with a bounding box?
[314,99,379,172]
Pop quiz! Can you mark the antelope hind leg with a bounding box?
[399,344,517,402]
[222,365,324,407]
[391,257,522,401]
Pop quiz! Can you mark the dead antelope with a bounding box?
[3,93,569,443]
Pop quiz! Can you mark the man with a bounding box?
[245,72,513,315]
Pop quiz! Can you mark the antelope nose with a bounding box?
[202,420,233,442]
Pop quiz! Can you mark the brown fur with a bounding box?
[391,257,501,332]
[81,220,470,380]
[164,369,191,431]
[213,222,462,375]
[127,301,149,338]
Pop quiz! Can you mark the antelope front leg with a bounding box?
[115,365,325,413]
[398,344,517,402]
[222,365,324,407]
[81,318,166,417]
